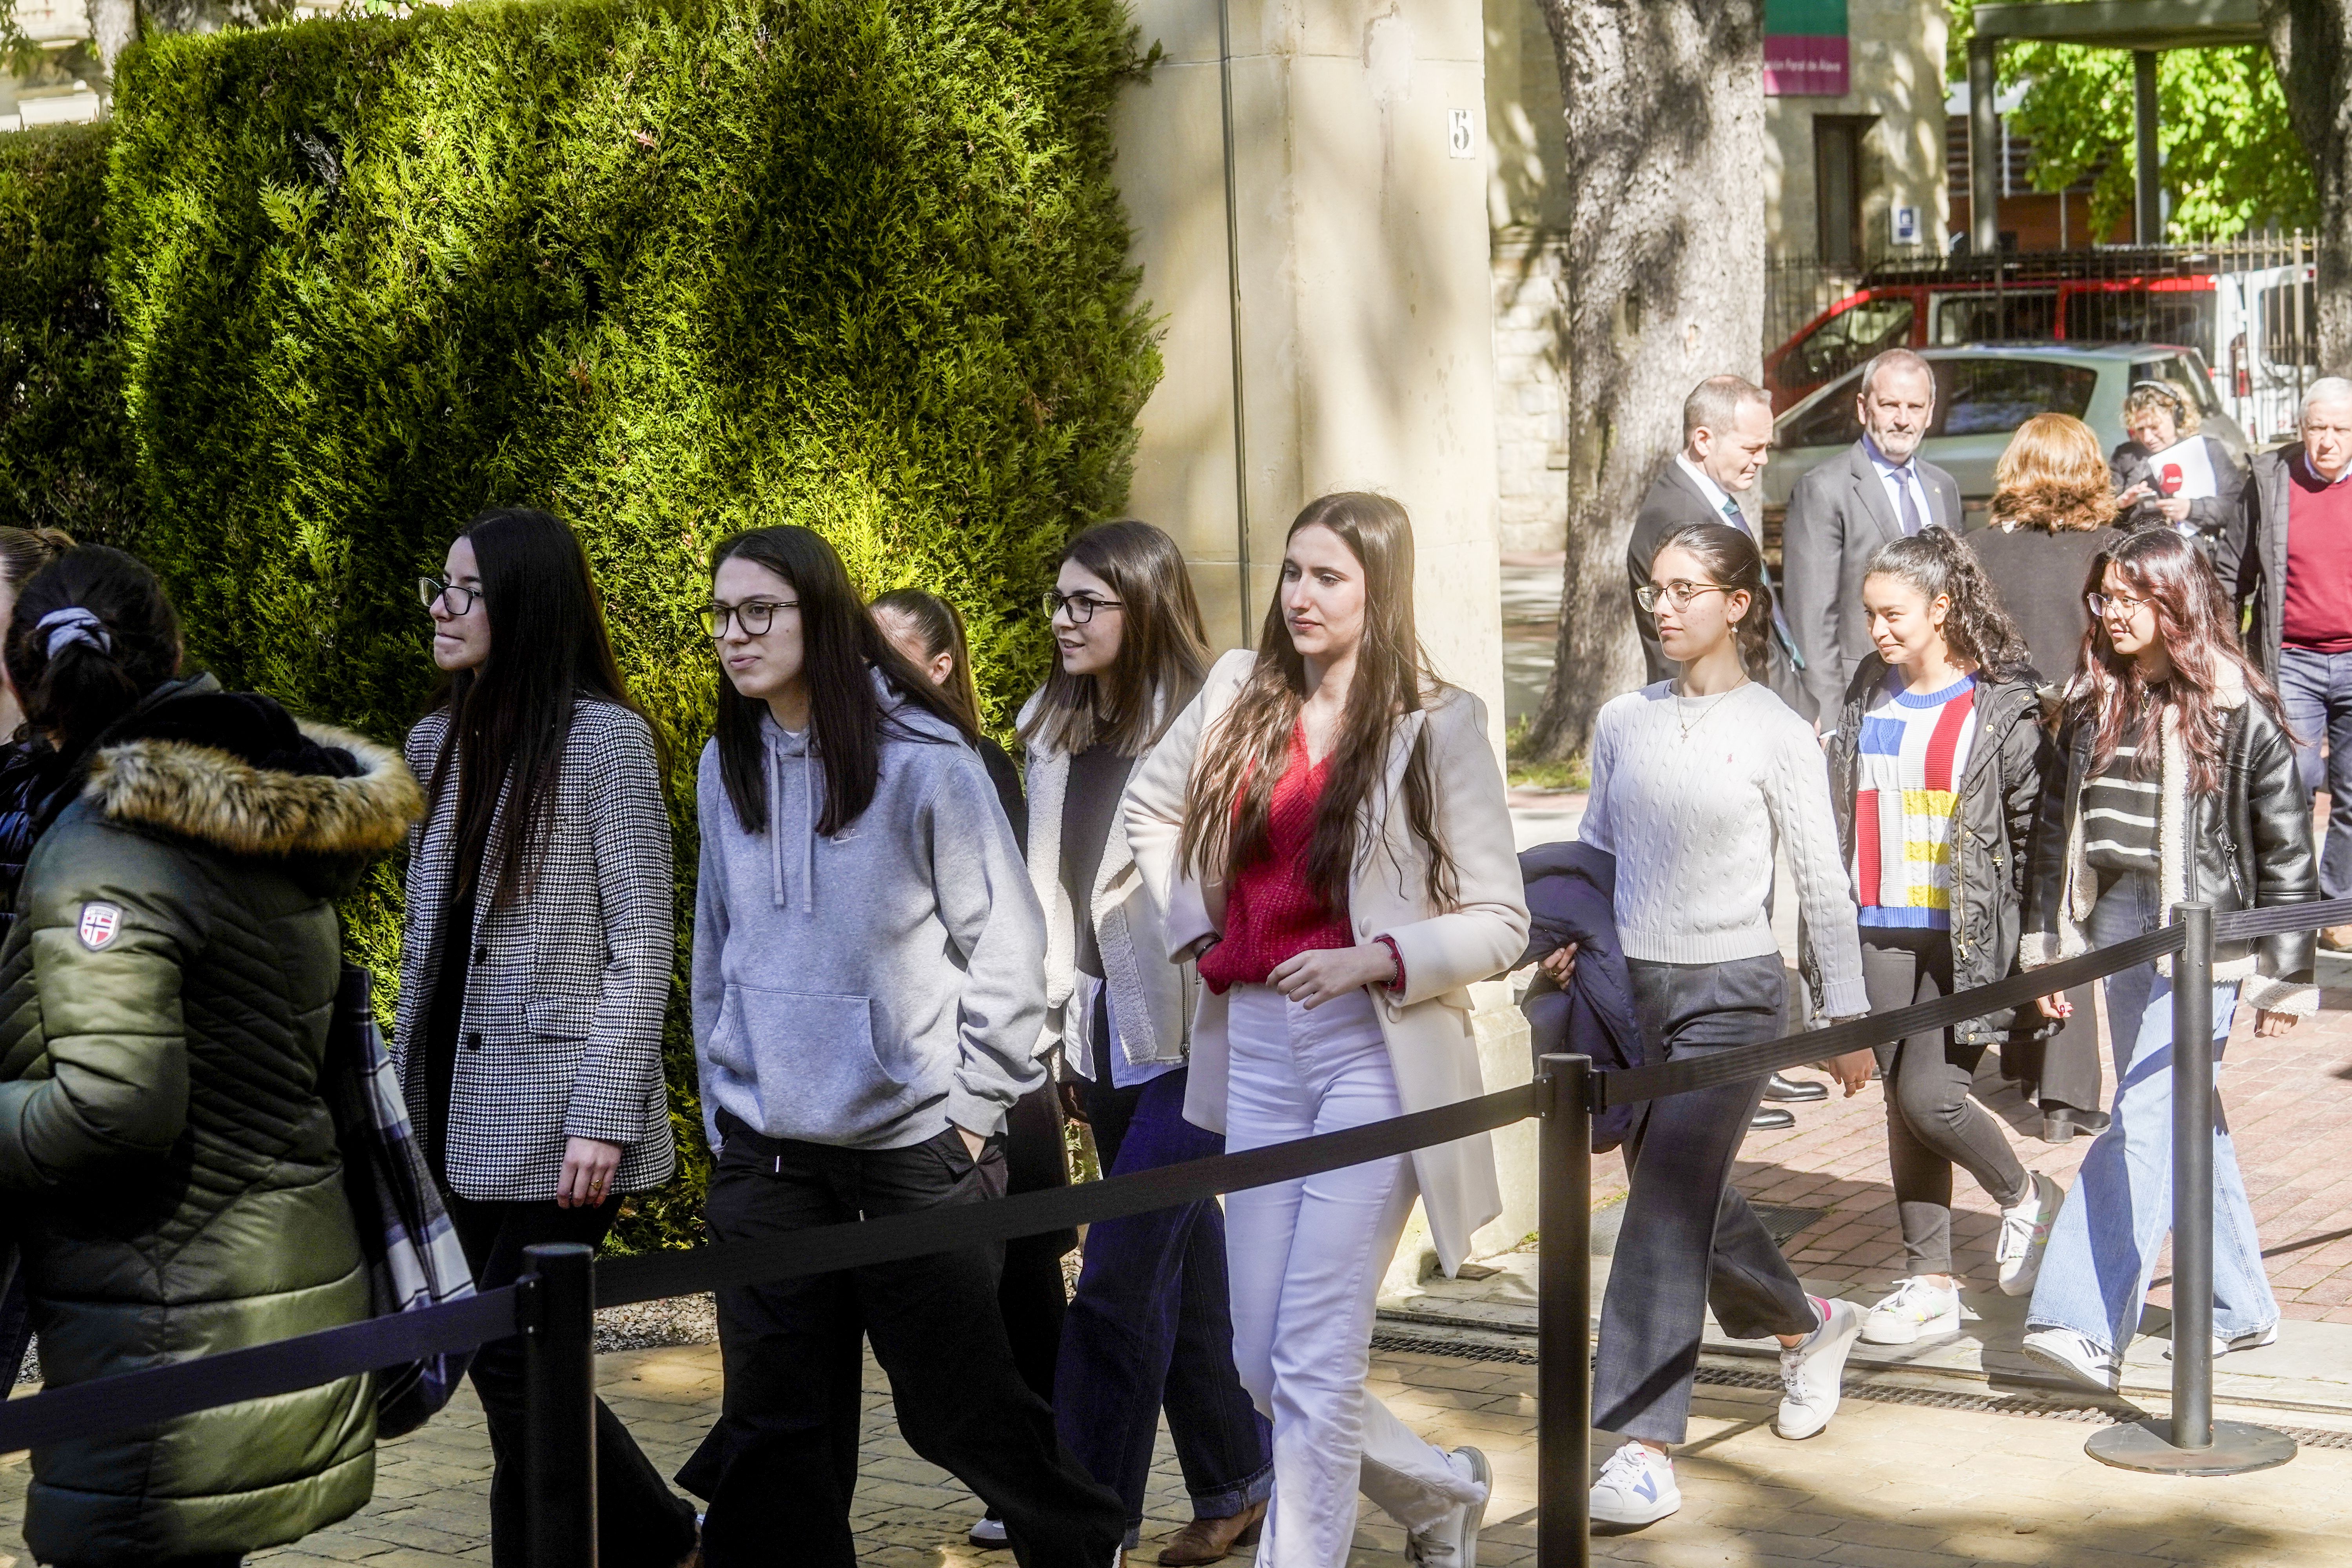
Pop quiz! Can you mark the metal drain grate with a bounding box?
[1366,1332,2352,1449]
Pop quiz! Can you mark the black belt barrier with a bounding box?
[3,895,2348,1566]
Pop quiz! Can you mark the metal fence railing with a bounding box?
[2,898,2345,1563]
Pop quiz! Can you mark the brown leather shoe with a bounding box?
[1156,1499,1266,1565]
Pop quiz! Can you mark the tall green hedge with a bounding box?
[2,0,1159,1250]
[0,124,141,546]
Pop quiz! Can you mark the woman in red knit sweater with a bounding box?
[1122,493,1529,1568]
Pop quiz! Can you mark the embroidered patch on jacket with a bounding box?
[76,902,122,951]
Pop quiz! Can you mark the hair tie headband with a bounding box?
[36,606,111,660]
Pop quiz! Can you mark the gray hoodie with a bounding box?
[690,681,1047,1150]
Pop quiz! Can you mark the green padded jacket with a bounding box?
[0,677,424,1564]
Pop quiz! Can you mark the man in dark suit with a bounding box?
[1780,348,1964,722]
[1627,374,1816,723]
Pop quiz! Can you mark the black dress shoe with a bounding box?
[2041,1105,2111,1143]
[1750,1106,1796,1132]
[1762,1073,1828,1103]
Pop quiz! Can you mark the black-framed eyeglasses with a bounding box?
[2087,590,2152,618]
[1634,581,1728,614]
[700,599,799,638]
[419,576,481,616]
[1045,589,1123,625]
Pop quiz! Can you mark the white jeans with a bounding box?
[1223,984,1485,1568]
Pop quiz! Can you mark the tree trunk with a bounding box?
[2264,0,2352,370]
[1523,0,1767,760]
[85,0,137,101]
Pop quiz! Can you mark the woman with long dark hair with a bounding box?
[1578,522,1874,1530]
[1024,520,1272,1565]
[2020,528,2316,1390]
[1123,494,1525,1568]
[869,583,1080,1553]
[681,526,1123,1568]
[1824,528,2062,1348]
[398,507,698,1568]
[0,546,419,1566]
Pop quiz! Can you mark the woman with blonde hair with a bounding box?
[1124,492,1526,1567]
[1968,411,2121,1140]
[2110,379,2245,548]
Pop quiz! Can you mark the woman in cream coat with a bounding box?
[1123,493,1528,1568]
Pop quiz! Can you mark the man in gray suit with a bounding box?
[1781,348,1964,723]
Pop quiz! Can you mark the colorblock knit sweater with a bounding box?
[1851,672,1978,930]
[1579,681,1868,1019]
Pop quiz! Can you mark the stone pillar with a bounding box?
[1112,0,1530,1290]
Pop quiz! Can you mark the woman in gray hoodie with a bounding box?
[678,526,1124,1568]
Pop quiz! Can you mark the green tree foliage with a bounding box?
[0,0,1159,1249]
[1949,0,2317,240]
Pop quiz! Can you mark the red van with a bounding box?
[1766,252,2221,412]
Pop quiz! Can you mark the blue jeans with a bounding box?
[2278,646,2352,899]
[1054,1067,1273,1534]
[2025,873,2278,1355]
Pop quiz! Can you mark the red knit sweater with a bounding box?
[1199,725,1358,993]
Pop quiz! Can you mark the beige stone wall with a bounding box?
[1491,232,1568,555]
[1761,0,1951,260]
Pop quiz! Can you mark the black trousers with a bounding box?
[444,1193,699,1568]
[1862,930,2031,1276]
[1594,955,1819,1445]
[2002,981,2105,1114]
[999,1082,1076,1405]
[680,1117,1126,1568]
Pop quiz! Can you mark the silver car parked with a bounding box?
[1760,343,2249,513]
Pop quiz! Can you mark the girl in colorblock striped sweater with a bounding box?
[1822,527,2065,1351]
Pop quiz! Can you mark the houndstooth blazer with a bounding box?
[393,698,678,1202]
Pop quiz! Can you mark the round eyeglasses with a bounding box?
[700,599,799,638]
[419,577,481,616]
[1633,581,1728,614]
[2086,590,2153,619]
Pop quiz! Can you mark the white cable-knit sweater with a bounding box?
[1579,681,1868,1018]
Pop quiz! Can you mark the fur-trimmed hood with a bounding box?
[78,679,423,860]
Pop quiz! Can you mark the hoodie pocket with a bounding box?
[711,985,916,1136]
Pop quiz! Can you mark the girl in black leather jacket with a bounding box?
[1824,528,2064,1350]
[2019,528,2317,1394]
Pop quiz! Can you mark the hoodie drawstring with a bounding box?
[766,731,819,915]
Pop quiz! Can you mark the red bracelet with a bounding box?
[1373,934,1406,993]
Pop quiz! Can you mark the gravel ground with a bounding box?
[595,1292,718,1352]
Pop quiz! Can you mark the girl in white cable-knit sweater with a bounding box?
[1577,521,1875,1533]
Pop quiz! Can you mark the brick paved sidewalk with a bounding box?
[11,1337,2352,1566]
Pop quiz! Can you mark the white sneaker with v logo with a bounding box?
[1589,1441,1679,1527]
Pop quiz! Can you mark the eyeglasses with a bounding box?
[700,599,800,638]
[1045,590,1123,625]
[419,577,481,616]
[2087,590,2154,619]
[1634,581,1728,614]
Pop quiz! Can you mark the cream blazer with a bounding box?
[1122,649,1530,1274]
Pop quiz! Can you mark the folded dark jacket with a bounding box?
[1516,841,1643,1153]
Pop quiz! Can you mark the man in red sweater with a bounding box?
[2220,377,2352,946]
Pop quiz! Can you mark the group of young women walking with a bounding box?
[0,459,2316,1566]
[1580,504,2316,1529]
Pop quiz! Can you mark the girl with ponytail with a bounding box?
[1823,526,2066,1351]
[1581,521,1875,1529]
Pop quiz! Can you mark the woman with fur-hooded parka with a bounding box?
[0,549,424,1568]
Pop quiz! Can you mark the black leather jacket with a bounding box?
[2025,689,2317,1001]
[1823,659,2056,1044]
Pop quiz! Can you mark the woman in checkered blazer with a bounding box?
[397,507,700,1568]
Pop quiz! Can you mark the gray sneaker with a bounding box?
[1404,1446,1490,1568]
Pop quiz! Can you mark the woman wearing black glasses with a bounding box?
[399,508,700,1568]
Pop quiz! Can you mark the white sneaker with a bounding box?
[1861,1276,1962,1345]
[968,1512,1007,1548]
[1775,1298,1863,1439]
[2021,1326,2122,1392]
[1996,1172,2063,1296]
[2165,1323,2281,1360]
[1588,1441,1679,1528]
[1405,1446,1490,1566]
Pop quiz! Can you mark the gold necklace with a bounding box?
[1672,679,1747,742]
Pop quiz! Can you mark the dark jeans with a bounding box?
[2281,644,2352,900]
[1057,1065,1274,1534]
[680,1116,1125,1568]
[1595,955,1819,1445]
[1862,930,2031,1276]
[444,1193,699,1568]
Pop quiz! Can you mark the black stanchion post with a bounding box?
[521,1242,599,1568]
[1537,1054,1592,1568]
[2087,904,2294,1475]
